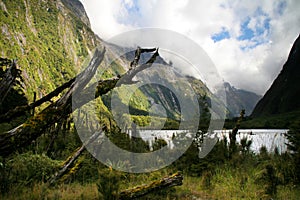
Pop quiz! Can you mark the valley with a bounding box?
[0,0,299,199]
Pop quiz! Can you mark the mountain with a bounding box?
[61,0,91,27]
[0,0,102,99]
[251,34,300,117]
[222,82,262,117]
[0,0,128,132]
[0,0,229,131]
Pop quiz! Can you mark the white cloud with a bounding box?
[80,0,300,95]
[80,0,134,39]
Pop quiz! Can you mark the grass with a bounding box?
[1,183,98,200]
[2,168,298,200]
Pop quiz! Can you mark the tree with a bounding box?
[285,120,300,182]
[0,47,160,157]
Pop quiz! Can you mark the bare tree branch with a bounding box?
[0,46,160,157]
[48,129,103,185]
[0,77,75,122]
[130,46,157,69]
[0,48,105,157]
[0,60,20,104]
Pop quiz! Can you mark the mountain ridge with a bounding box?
[251,34,300,117]
[223,82,261,117]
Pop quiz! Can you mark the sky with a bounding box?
[80,0,300,95]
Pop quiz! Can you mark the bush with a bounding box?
[97,168,121,200]
[6,152,61,186]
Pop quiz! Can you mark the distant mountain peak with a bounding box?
[218,82,261,117]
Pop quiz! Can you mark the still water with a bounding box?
[129,129,289,153]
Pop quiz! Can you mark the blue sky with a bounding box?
[81,0,300,95]
[212,7,273,51]
[212,28,230,42]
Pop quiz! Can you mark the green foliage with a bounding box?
[4,152,61,187]
[97,168,121,200]
[0,0,98,103]
[258,164,279,196]
[239,111,300,129]
[1,1,299,199]
[285,120,300,182]
[152,138,168,151]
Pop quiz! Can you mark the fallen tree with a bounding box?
[47,129,104,185]
[0,76,75,122]
[0,46,159,157]
[0,59,22,105]
[0,48,106,157]
[118,172,183,199]
[46,47,160,185]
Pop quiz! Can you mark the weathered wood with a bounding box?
[0,48,105,157]
[0,60,20,104]
[119,48,159,85]
[0,47,160,157]
[118,172,183,199]
[0,76,75,122]
[48,129,103,185]
[0,47,159,122]
[130,46,157,69]
[71,48,159,109]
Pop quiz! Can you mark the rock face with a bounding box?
[0,0,248,124]
[222,82,262,117]
[61,0,91,27]
[251,34,300,117]
[0,0,102,100]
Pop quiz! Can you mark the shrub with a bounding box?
[6,152,61,186]
[97,168,121,200]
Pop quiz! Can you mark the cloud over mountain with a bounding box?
[81,0,300,95]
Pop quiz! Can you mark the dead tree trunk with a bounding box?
[48,130,103,185]
[118,172,183,199]
[0,77,75,122]
[0,60,20,105]
[0,47,159,157]
[0,48,106,157]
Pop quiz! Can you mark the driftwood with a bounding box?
[0,46,159,157]
[118,172,183,199]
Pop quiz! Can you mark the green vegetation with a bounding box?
[1,0,300,199]
[0,0,98,102]
[1,134,300,199]
[224,111,300,129]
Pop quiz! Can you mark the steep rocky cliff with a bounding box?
[222,82,261,117]
[251,34,300,117]
[0,0,228,130]
[0,0,100,100]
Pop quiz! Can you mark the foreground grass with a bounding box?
[2,171,299,200]
[1,182,98,200]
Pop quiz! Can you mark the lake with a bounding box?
[128,129,289,153]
